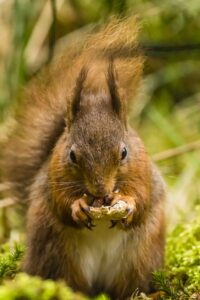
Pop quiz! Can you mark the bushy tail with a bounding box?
[75,16,144,101]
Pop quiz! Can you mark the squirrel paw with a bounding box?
[71,197,95,230]
[111,194,136,229]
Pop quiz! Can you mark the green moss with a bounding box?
[153,207,200,299]
[0,273,100,300]
[166,213,200,293]
[0,273,109,300]
[0,243,24,281]
[0,273,82,300]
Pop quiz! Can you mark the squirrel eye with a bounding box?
[121,147,127,160]
[69,150,77,164]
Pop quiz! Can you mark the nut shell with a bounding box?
[88,200,130,220]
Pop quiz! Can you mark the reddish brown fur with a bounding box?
[2,17,165,299]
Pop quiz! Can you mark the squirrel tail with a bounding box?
[78,16,144,102]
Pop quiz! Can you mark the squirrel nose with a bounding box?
[85,177,115,198]
[86,185,110,198]
[88,189,108,198]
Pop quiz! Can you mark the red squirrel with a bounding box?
[3,17,165,299]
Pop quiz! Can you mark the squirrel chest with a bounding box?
[66,220,130,289]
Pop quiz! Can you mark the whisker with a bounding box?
[52,187,83,193]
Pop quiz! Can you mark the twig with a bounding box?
[153,140,200,162]
[24,0,64,71]
[48,0,57,63]
[0,198,16,209]
[143,43,200,56]
[1,206,10,239]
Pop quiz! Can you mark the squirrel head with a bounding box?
[51,60,131,199]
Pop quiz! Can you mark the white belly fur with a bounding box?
[74,220,129,289]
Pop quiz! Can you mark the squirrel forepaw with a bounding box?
[71,198,95,230]
[111,195,136,229]
[121,204,135,229]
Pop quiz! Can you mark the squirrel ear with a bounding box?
[68,67,88,126]
[107,59,127,127]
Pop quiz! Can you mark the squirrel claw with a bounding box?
[85,223,93,230]
[109,220,118,228]
[81,206,90,213]
[71,197,92,228]
[125,207,134,217]
[85,220,95,230]
[121,218,131,229]
[121,206,134,229]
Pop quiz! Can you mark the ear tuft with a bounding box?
[69,67,88,124]
[107,59,127,127]
[107,59,121,116]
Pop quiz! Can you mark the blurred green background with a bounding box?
[0,0,199,299]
